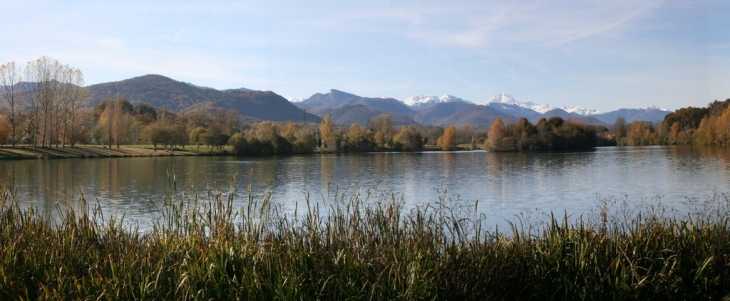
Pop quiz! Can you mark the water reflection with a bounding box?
[2,146,730,229]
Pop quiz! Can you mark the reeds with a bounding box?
[0,180,728,300]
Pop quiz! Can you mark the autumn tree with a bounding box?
[393,126,423,151]
[292,127,316,153]
[694,116,717,146]
[369,114,393,146]
[345,123,364,151]
[374,131,386,148]
[280,122,297,142]
[97,97,134,148]
[320,113,335,150]
[253,121,279,148]
[141,122,166,151]
[0,114,10,146]
[437,124,457,151]
[228,132,248,155]
[486,118,506,151]
[715,106,730,145]
[626,121,656,146]
[189,126,207,148]
[511,117,538,151]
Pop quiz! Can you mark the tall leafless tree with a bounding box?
[24,56,62,147]
[0,61,22,145]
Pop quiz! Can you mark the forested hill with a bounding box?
[88,74,320,123]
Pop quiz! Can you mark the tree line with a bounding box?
[0,57,604,154]
[4,57,728,154]
[0,57,87,147]
[486,117,598,152]
[600,99,730,147]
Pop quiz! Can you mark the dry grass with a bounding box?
[0,179,728,300]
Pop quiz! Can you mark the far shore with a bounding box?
[0,145,230,160]
[0,143,488,160]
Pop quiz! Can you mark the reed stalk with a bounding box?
[0,181,728,300]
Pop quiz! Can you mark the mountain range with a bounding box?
[88,75,321,123]
[85,74,671,127]
[297,90,670,126]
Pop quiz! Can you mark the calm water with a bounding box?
[2,145,729,228]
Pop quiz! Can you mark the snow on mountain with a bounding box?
[486,93,552,114]
[286,96,303,102]
[645,105,670,112]
[562,106,602,116]
[404,94,473,109]
[486,93,601,116]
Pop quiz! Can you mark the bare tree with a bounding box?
[0,61,21,145]
[185,107,210,129]
[24,56,62,147]
[211,108,239,136]
[57,66,88,147]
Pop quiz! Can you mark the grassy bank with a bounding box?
[0,181,728,300]
[0,145,230,159]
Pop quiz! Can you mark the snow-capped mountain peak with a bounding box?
[285,96,303,102]
[487,93,553,114]
[486,93,601,115]
[486,93,519,105]
[563,106,602,116]
[646,105,669,111]
[403,94,472,109]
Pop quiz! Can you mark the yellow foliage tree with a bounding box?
[438,124,456,151]
[319,114,334,149]
[374,131,385,147]
[487,118,505,151]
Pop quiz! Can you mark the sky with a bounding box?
[1,0,728,112]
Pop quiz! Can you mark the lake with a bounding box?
[2,145,729,229]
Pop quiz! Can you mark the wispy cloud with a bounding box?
[1,0,722,110]
[173,27,189,43]
[398,1,662,49]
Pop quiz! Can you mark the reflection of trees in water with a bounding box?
[440,152,456,183]
[3,147,730,228]
[320,155,333,185]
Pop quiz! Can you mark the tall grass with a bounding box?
[0,179,728,300]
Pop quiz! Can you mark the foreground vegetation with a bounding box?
[0,181,728,300]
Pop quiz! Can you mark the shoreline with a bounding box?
[0,145,230,160]
[0,144,477,160]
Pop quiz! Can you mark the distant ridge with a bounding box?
[88,74,320,123]
[483,93,669,123]
[413,102,512,126]
[81,75,673,126]
[297,89,415,125]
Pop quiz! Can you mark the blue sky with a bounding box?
[1,0,727,112]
